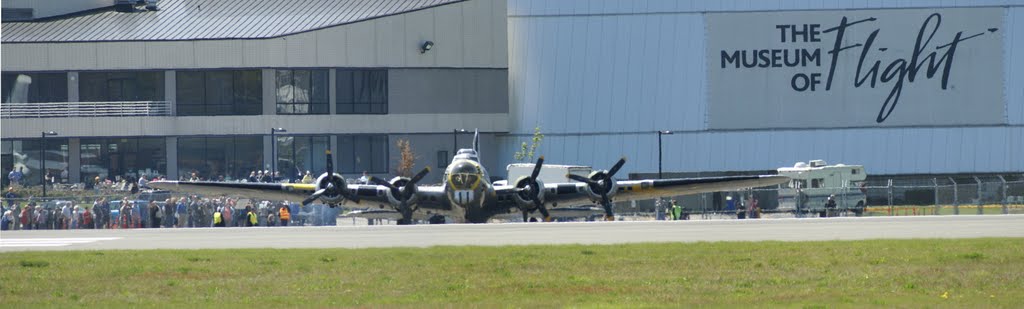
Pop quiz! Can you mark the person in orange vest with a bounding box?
[279,204,290,227]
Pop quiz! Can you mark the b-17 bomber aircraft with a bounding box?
[149,132,788,224]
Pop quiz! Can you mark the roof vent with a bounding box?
[1,8,34,21]
[114,0,135,12]
[809,160,827,167]
[114,0,158,12]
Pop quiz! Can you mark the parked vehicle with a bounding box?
[776,160,867,216]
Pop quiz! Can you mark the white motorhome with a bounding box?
[499,163,592,187]
[776,160,867,216]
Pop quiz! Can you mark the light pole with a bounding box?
[452,129,467,156]
[657,130,673,179]
[270,128,287,182]
[41,131,58,197]
[656,130,672,221]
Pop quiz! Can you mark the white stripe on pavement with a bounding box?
[0,244,71,247]
[0,237,120,247]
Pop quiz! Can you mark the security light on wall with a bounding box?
[420,41,434,53]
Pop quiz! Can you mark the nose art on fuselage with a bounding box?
[452,190,476,205]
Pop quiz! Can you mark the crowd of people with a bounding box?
[0,166,369,232]
[182,170,319,184]
[1,188,341,231]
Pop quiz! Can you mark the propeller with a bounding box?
[517,156,551,222]
[302,150,359,206]
[567,157,626,221]
[369,167,431,225]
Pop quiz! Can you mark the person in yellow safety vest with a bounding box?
[213,210,224,227]
[245,206,257,227]
[279,205,290,226]
[671,200,682,221]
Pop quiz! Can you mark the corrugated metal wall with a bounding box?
[1009,7,1024,125]
[508,13,708,134]
[501,1,1024,177]
[498,127,1023,176]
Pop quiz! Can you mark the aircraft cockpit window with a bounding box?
[447,161,483,190]
[449,173,480,190]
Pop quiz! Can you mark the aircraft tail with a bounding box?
[473,129,480,162]
[7,74,32,103]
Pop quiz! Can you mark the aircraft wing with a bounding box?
[492,174,789,210]
[148,180,395,206]
[350,185,452,215]
[611,175,790,201]
[147,181,313,202]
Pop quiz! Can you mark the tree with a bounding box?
[394,139,417,177]
[514,126,544,162]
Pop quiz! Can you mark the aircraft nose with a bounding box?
[452,190,476,206]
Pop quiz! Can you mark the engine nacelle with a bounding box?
[512,176,545,209]
[384,176,418,205]
[314,172,348,205]
[581,171,618,202]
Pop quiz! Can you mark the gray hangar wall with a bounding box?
[498,0,1024,177]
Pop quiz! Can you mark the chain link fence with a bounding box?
[858,175,1024,216]
[612,174,1024,220]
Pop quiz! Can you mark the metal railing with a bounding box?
[0,101,173,118]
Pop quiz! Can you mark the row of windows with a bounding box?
[1,69,389,116]
[80,138,167,184]
[1,135,389,186]
[177,70,261,116]
[80,71,165,102]
[1,73,68,103]
[275,69,329,114]
[0,139,70,187]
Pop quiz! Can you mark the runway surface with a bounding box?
[2,215,1023,252]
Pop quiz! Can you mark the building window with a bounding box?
[177,136,263,181]
[337,135,388,174]
[275,135,329,180]
[177,70,261,116]
[1,139,69,187]
[79,71,164,102]
[80,138,166,183]
[437,151,449,169]
[276,69,328,114]
[337,69,387,114]
[1,72,68,103]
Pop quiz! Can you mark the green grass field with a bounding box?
[3,238,1023,308]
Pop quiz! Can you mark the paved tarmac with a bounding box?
[2,215,1022,252]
